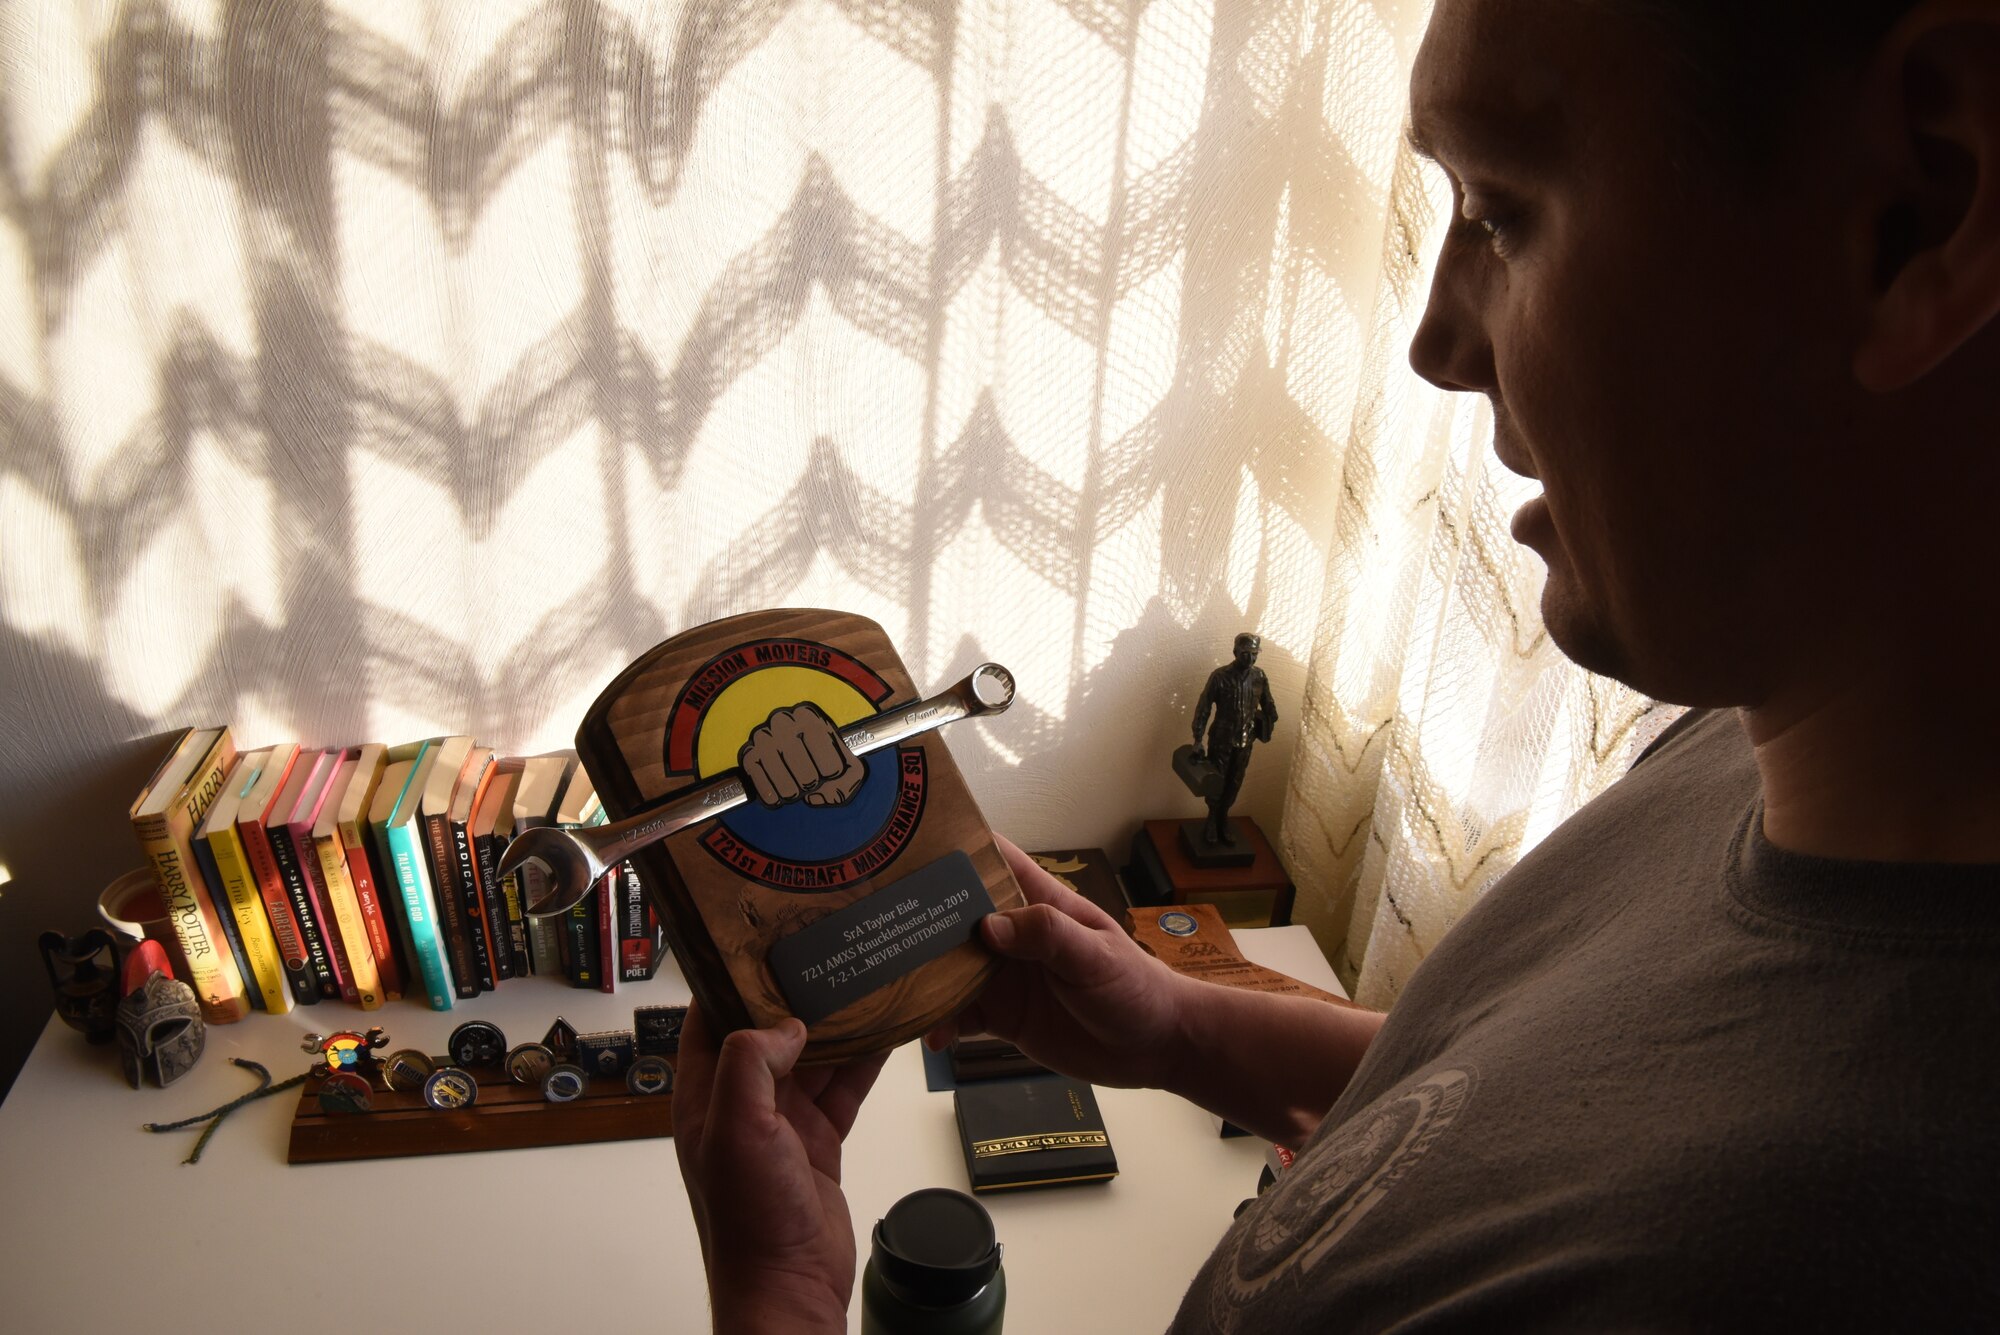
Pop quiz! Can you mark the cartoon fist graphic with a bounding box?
[739,703,865,808]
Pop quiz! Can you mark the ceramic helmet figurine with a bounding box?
[115,940,205,1089]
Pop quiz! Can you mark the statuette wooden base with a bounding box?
[1125,816,1294,928]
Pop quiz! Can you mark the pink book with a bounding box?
[283,750,356,1003]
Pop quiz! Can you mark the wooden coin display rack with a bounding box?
[287,1057,674,1164]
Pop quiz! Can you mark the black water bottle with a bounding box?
[861,1188,1006,1333]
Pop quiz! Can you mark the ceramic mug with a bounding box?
[97,868,189,977]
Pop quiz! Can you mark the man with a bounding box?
[675,0,2000,1328]
[1188,633,1278,846]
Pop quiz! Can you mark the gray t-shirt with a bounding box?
[1172,708,2000,1331]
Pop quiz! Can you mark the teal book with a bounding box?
[372,742,456,1011]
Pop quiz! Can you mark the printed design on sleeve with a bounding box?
[1208,1067,1475,1326]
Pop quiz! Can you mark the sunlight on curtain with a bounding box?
[1,0,1657,1010]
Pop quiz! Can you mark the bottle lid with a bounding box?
[871,1188,1002,1308]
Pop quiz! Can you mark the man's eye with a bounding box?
[1463,209,1521,260]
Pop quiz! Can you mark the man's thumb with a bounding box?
[982,904,1108,982]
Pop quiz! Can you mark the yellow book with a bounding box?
[196,748,293,1015]
[312,749,383,1010]
[129,726,249,1023]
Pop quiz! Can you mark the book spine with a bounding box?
[422,812,480,1000]
[296,826,359,1004]
[191,835,262,1011]
[268,822,340,1000]
[206,824,293,1014]
[314,832,383,1009]
[567,877,602,989]
[450,819,497,991]
[471,830,518,981]
[366,822,420,989]
[239,819,317,1005]
[597,863,617,993]
[497,863,529,977]
[618,862,651,981]
[385,821,454,1011]
[133,751,249,1024]
[526,900,562,976]
[343,836,404,1002]
[640,898,670,981]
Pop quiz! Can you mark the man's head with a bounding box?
[1234,633,1261,668]
[1407,0,2000,711]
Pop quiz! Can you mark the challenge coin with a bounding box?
[626,1055,673,1096]
[381,1048,435,1093]
[542,1063,589,1103]
[447,1020,508,1068]
[318,1070,375,1114]
[506,1042,555,1086]
[422,1066,480,1111]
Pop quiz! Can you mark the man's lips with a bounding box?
[1491,417,1537,480]
[1511,494,1551,545]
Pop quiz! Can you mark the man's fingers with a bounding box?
[673,1001,721,1155]
[994,834,1123,933]
[981,901,1119,986]
[707,1019,809,1159]
[814,1049,890,1143]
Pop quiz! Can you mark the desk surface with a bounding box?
[0,928,1343,1334]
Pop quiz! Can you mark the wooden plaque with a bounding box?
[1127,903,1355,1008]
[576,609,1024,1063]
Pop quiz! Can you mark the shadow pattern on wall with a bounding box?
[0,0,1656,1094]
[1,0,1451,1091]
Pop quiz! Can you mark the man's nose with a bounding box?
[1408,257,1495,395]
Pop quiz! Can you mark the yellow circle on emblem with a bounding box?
[695,667,873,778]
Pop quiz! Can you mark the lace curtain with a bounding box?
[0,0,1658,1022]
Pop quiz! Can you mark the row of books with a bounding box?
[128,726,669,1024]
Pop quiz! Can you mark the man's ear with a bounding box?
[1853,2,2000,392]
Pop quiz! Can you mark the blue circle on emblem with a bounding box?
[1160,911,1199,937]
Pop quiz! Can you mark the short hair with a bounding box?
[1615,1,1920,169]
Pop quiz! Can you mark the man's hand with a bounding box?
[924,835,1198,1091]
[675,1004,888,1334]
[740,703,864,808]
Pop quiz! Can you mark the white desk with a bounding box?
[0,928,1344,1334]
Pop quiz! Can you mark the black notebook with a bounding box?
[952,1074,1118,1193]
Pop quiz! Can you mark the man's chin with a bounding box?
[1539,584,1638,687]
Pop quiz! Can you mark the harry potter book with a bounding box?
[130,726,250,1024]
